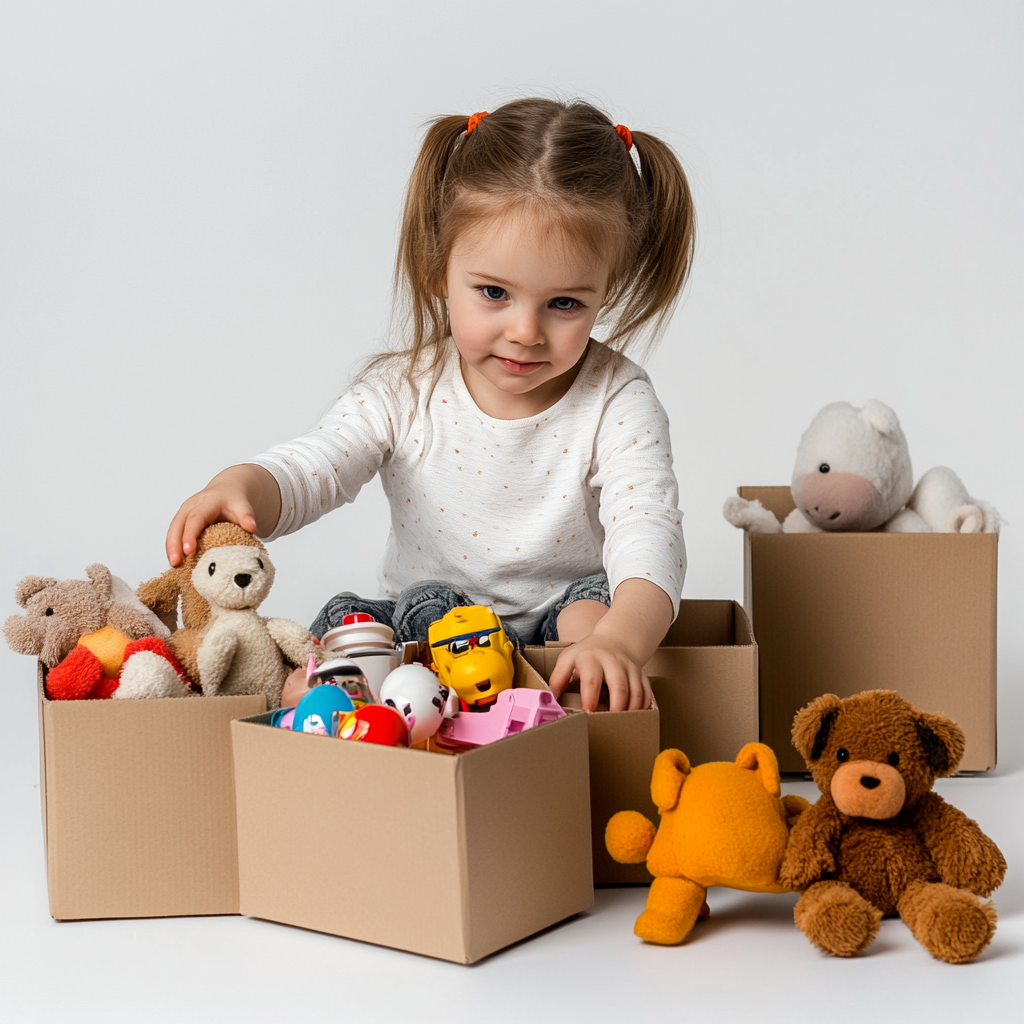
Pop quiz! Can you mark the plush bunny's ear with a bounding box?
[14,576,58,608]
[861,400,901,438]
[791,693,843,761]
[650,749,691,814]
[915,712,965,776]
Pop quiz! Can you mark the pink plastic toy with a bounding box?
[435,688,565,749]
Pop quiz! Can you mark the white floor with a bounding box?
[2,654,1021,1024]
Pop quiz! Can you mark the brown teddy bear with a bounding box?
[605,743,809,945]
[779,690,1006,963]
[3,564,191,700]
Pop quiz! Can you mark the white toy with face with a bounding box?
[378,664,456,744]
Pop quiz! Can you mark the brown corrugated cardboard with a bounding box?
[524,642,659,885]
[231,655,593,963]
[524,598,758,885]
[38,665,265,920]
[646,600,759,766]
[739,486,998,773]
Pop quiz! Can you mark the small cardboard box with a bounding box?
[524,599,758,885]
[738,486,998,773]
[37,666,265,920]
[231,655,593,964]
[523,643,660,885]
[646,599,759,765]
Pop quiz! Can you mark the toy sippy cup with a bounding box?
[321,613,402,698]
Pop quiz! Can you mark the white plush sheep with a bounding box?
[724,400,1000,535]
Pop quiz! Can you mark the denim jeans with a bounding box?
[310,573,611,651]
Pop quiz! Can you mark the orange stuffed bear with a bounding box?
[606,743,808,945]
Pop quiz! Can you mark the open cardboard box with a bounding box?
[37,665,265,920]
[230,653,593,964]
[738,486,998,773]
[524,598,758,885]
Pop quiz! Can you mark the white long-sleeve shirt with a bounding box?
[251,342,685,637]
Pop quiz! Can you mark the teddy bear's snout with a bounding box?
[830,760,905,819]
[234,574,252,589]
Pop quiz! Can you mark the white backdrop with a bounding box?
[2,3,1022,1020]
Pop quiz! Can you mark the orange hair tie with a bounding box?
[615,124,633,150]
[466,111,489,136]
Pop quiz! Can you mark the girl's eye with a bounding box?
[551,296,578,311]
[481,286,507,301]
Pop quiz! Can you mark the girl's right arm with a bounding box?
[165,464,282,566]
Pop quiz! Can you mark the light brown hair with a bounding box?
[383,97,695,376]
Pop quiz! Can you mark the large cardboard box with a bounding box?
[524,598,758,885]
[738,486,998,773]
[37,666,265,920]
[231,655,593,964]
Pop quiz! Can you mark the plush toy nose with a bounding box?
[234,573,252,588]
[860,775,881,789]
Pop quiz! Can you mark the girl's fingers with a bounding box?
[226,502,258,534]
[640,671,653,711]
[165,508,191,566]
[600,661,630,713]
[547,653,574,698]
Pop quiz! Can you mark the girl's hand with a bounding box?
[165,464,281,566]
[545,577,673,713]
[548,634,653,712]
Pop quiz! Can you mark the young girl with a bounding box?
[165,97,695,713]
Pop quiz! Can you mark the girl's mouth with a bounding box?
[496,357,545,374]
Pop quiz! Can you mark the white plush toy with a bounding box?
[724,400,1000,535]
[190,539,321,709]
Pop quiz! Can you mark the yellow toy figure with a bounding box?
[428,606,514,710]
[605,744,809,945]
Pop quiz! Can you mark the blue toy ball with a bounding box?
[292,684,354,736]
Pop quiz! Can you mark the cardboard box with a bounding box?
[523,643,660,885]
[646,599,760,765]
[524,599,758,885]
[738,486,998,773]
[231,655,593,964]
[38,665,265,920]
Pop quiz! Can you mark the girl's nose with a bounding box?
[505,308,543,346]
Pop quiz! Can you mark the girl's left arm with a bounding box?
[548,370,685,712]
[548,577,674,711]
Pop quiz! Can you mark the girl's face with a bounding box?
[445,212,610,420]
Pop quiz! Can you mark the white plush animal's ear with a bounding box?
[861,400,901,437]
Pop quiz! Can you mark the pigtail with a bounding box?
[605,129,695,357]
[394,114,470,368]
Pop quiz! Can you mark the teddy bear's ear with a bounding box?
[734,742,781,797]
[791,693,843,761]
[13,576,58,608]
[861,400,901,438]
[914,712,965,776]
[651,749,691,814]
[85,564,113,602]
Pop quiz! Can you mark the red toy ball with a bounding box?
[334,704,410,747]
